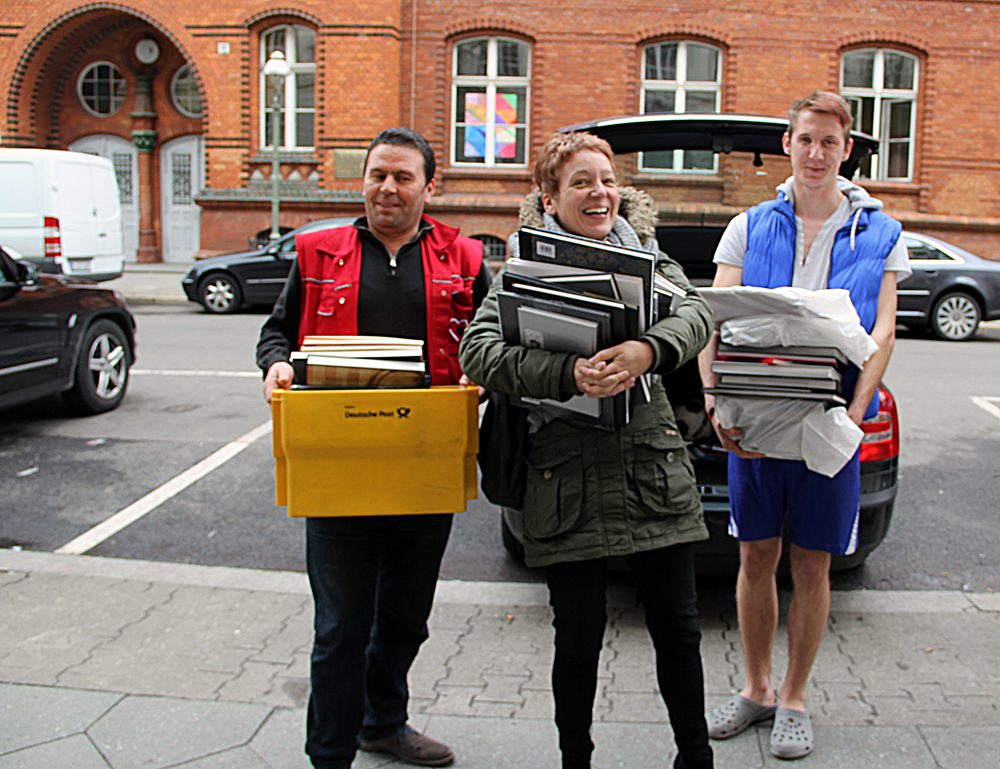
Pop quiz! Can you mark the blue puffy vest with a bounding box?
[742,193,901,418]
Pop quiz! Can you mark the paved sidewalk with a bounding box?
[103,262,192,307]
[1,549,998,769]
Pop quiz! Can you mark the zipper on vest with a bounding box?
[388,252,397,275]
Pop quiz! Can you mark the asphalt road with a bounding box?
[2,304,999,591]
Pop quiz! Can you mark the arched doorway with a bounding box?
[8,8,205,263]
[69,134,140,262]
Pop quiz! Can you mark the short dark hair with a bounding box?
[365,127,436,183]
[788,91,854,143]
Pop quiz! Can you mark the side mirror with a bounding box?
[16,260,38,285]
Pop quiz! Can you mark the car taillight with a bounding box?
[859,386,900,462]
[44,216,62,258]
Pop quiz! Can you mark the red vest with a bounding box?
[296,216,483,385]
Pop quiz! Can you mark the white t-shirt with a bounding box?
[713,196,912,290]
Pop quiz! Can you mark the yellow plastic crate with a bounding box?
[271,386,479,517]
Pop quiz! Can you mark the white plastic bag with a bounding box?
[720,314,878,368]
[715,397,862,477]
[702,286,879,367]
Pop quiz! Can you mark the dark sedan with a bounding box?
[181,217,355,313]
[897,231,1000,341]
[0,245,135,414]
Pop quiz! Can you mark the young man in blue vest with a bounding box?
[699,92,910,760]
[257,127,490,769]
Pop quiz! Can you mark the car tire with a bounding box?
[198,273,243,314]
[500,513,526,561]
[930,291,981,341]
[64,319,132,414]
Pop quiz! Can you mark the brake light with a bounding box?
[859,387,900,462]
[44,216,62,258]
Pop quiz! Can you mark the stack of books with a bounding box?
[291,335,429,389]
[705,343,847,405]
[495,226,667,430]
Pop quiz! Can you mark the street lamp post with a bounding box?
[263,50,291,242]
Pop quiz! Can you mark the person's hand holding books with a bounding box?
[574,340,653,399]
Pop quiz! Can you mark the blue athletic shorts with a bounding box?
[727,452,860,556]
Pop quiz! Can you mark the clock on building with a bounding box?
[134,38,160,65]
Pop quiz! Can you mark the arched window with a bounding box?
[640,41,722,172]
[77,62,127,117]
[171,65,204,118]
[841,48,918,181]
[260,25,316,149]
[452,37,530,166]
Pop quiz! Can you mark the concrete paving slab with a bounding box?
[920,725,1000,768]
[87,695,271,769]
[0,734,110,769]
[421,714,560,769]
[171,745,274,769]
[0,683,120,754]
[245,708,312,769]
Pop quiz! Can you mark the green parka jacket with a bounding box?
[458,188,714,567]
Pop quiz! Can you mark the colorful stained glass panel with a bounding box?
[495,93,518,125]
[495,125,517,159]
[464,125,486,158]
[464,92,487,125]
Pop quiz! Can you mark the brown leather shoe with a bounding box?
[360,725,455,767]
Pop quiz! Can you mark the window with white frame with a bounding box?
[640,41,721,172]
[452,37,530,166]
[78,62,127,117]
[261,25,316,149]
[171,65,203,118]
[840,48,918,181]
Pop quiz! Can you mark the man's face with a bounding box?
[782,110,853,192]
[362,144,435,241]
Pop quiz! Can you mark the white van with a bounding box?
[0,149,125,281]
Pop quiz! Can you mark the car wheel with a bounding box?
[64,319,131,414]
[199,273,243,314]
[930,292,981,341]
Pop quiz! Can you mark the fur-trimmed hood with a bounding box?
[516,186,659,245]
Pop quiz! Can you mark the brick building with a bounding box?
[2,0,997,264]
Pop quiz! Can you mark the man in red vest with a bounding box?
[257,127,490,769]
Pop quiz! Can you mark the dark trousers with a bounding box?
[546,544,713,769]
[304,514,453,769]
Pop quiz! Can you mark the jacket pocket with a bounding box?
[316,282,351,318]
[629,428,697,515]
[522,444,584,540]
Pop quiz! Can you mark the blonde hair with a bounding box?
[533,132,616,198]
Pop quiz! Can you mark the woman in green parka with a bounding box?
[458,132,715,769]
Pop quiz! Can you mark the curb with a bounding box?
[2,549,998,613]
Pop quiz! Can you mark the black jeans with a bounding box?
[304,514,453,769]
[546,544,713,769]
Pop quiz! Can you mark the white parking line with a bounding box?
[56,420,273,556]
[132,369,260,378]
[971,396,1000,423]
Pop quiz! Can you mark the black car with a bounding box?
[897,231,1000,341]
[0,245,135,414]
[498,113,899,572]
[181,217,355,313]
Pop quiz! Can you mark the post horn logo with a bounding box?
[396,407,411,419]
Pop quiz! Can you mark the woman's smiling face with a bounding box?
[542,149,620,240]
